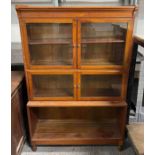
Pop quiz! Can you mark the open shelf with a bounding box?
[28,106,125,145]
[27,101,127,107]
[32,119,121,144]
[29,38,72,45]
[82,38,125,44]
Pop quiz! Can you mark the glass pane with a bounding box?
[81,75,122,97]
[29,44,72,66]
[81,23,127,66]
[32,75,73,97]
[27,23,72,66]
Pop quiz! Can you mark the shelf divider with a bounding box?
[82,38,125,44]
[27,101,127,107]
[29,38,72,45]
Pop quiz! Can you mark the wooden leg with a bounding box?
[32,145,37,152]
[118,144,124,151]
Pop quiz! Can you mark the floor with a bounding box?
[21,138,136,155]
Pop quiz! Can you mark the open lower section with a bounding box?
[33,119,119,144]
[28,106,125,145]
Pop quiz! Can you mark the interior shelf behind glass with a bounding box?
[32,75,74,98]
[27,23,72,44]
[81,75,122,97]
[81,43,125,66]
[81,23,127,66]
[81,23,127,43]
[29,44,73,66]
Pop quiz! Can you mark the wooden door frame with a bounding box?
[77,18,133,70]
[26,69,77,101]
[77,69,126,101]
[20,18,77,70]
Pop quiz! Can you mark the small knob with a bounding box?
[75,44,80,48]
[77,84,81,88]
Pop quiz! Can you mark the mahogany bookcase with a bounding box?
[16,5,136,151]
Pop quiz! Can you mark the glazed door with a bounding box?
[22,18,77,69]
[77,70,125,101]
[27,70,76,101]
[78,19,129,69]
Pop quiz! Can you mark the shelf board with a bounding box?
[31,59,121,66]
[33,88,73,98]
[82,38,125,44]
[32,119,121,145]
[31,60,72,66]
[81,59,121,66]
[27,101,127,107]
[29,38,72,45]
[28,38,124,45]
[81,88,120,97]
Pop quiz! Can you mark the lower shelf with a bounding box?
[28,102,127,146]
[34,89,73,97]
[81,88,120,97]
[32,119,121,145]
[31,60,72,66]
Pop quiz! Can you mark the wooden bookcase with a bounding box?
[16,5,136,151]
